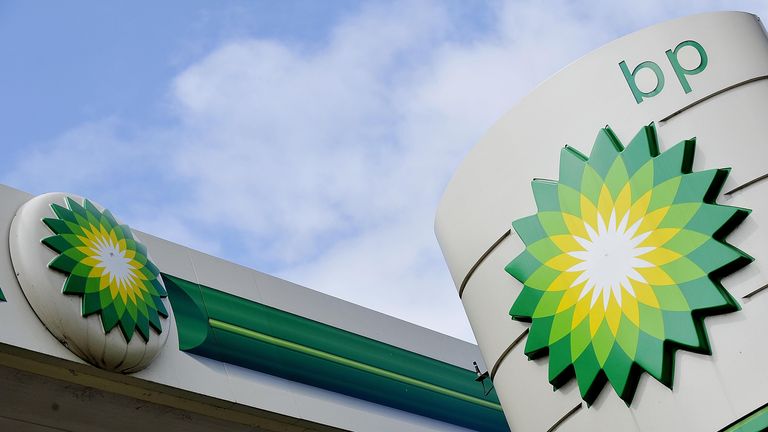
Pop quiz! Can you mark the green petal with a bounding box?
[615,316,639,359]
[525,266,561,291]
[637,303,665,339]
[136,312,150,342]
[653,139,695,184]
[121,225,136,241]
[678,278,737,312]
[557,184,582,217]
[570,320,592,360]
[101,209,119,230]
[48,254,79,273]
[532,179,560,212]
[101,304,120,332]
[512,214,548,246]
[592,321,615,366]
[532,291,565,318]
[509,287,543,322]
[603,345,634,401]
[43,218,72,236]
[686,204,748,239]
[82,291,102,316]
[83,199,101,222]
[62,275,87,294]
[152,279,168,298]
[527,238,562,263]
[674,169,727,204]
[154,296,169,317]
[629,160,654,202]
[634,331,667,384]
[660,257,706,286]
[119,313,136,341]
[658,204,702,232]
[506,250,540,283]
[647,176,681,213]
[524,314,553,357]
[663,311,708,353]
[50,203,77,224]
[558,146,587,190]
[604,157,630,198]
[588,127,624,178]
[621,124,659,176]
[580,164,603,206]
[548,337,574,388]
[549,306,575,344]
[573,346,603,403]
[42,235,70,254]
[652,284,690,311]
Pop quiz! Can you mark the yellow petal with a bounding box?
[639,227,679,248]
[81,256,100,267]
[550,234,584,253]
[614,183,632,221]
[556,284,583,313]
[597,185,615,223]
[545,253,582,272]
[605,297,621,335]
[639,247,682,266]
[580,195,599,231]
[572,292,591,329]
[633,281,660,307]
[589,301,605,336]
[621,290,640,327]
[638,206,670,234]
[563,213,588,239]
[629,190,652,226]
[546,270,580,292]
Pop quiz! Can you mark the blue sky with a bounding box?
[2,1,766,342]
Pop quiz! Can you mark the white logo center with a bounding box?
[92,237,134,285]
[566,211,655,309]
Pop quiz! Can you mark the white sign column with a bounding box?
[436,11,768,431]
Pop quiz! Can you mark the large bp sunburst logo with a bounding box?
[42,197,168,342]
[506,125,751,404]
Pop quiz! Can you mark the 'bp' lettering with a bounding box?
[620,40,708,104]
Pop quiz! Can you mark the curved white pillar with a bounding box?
[436,11,768,431]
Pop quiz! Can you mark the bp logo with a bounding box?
[506,125,751,404]
[11,193,171,372]
[42,197,168,342]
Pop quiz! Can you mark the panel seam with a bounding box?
[459,230,511,298]
[659,75,768,123]
[490,328,529,381]
[546,403,583,432]
[725,172,768,196]
[743,283,768,299]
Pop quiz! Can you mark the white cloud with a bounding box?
[168,2,453,260]
[7,0,768,342]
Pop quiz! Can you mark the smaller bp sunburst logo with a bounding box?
[506,125,751,404]
[42,197,168,342]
